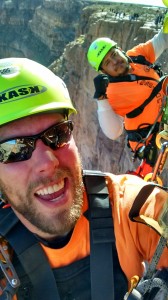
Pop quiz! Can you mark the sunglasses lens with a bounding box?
[44,121,73,150]
[0,139,33,163]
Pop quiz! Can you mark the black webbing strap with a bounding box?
[108,74,159,83]
[83,170,115,300]
[128,184,166,237]
[0,208,61,300]
[129,184,156,221]
[108,66,166,119]
[126,76,166,118]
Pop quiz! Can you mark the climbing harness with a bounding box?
[128,96,168,181]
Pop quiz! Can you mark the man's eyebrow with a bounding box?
[104,49,116,63]
[102,53,111,66]
[104,58,110,66]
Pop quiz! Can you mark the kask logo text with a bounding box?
[0,85,47,103]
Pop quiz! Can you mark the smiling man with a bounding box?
[0,57,167,300]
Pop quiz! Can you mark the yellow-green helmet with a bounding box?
[0,57,77,126]
[87,37,117,71]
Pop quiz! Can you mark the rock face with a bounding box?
[0,0,85,65]
[0,0,167,183]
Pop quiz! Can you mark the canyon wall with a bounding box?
[0,0,86,65]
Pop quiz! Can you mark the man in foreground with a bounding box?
[0,57,167,300]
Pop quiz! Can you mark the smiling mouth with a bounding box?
[35,180,65,201]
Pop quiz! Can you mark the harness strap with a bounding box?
[83,170,115,300]
[126,76,166,118]
[129,184,168,238]
[129,184,156,221]
[125,123,160,142]
[0,208,61,300]
[108,74,159,83]
[129,55,152,65]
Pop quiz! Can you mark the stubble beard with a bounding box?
[0,166,84,237]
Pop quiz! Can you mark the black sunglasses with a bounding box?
[0,120,73,164]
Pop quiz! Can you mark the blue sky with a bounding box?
[102,0,166,8]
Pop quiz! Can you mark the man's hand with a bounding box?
[163,12,168,33]
[93,74,109,99]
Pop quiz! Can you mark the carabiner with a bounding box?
[0,240,20,299]
[156,130,168,150]
[144,141,168,185]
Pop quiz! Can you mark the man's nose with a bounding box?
[31,139,59,174]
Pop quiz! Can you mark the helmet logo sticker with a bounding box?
[97,45,106,58]
[0,66,20,77]
[0,85,47,104]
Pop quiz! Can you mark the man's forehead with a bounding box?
[0,112,64,139]
[102,48,116,64]
[106,48,117,57]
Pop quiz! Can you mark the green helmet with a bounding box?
[87,37,117,71]
[0,57,77,126]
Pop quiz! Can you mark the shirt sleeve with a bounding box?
[152,29,168,60]
[127,29,168,63]
[106,173,168,282]
[97,99,124,139]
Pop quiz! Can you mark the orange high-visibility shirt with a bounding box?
[106,40,165,132]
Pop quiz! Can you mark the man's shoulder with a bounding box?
[106,172,145,187]
[105,172,167,205]
[126,40,153,58]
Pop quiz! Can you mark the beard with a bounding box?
[120,63,130,76]
[116,60,130,76]
[0,163,84,237]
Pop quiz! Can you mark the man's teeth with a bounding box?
[36,181,64,195]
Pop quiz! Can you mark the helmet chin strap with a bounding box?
[0,191,8,204]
